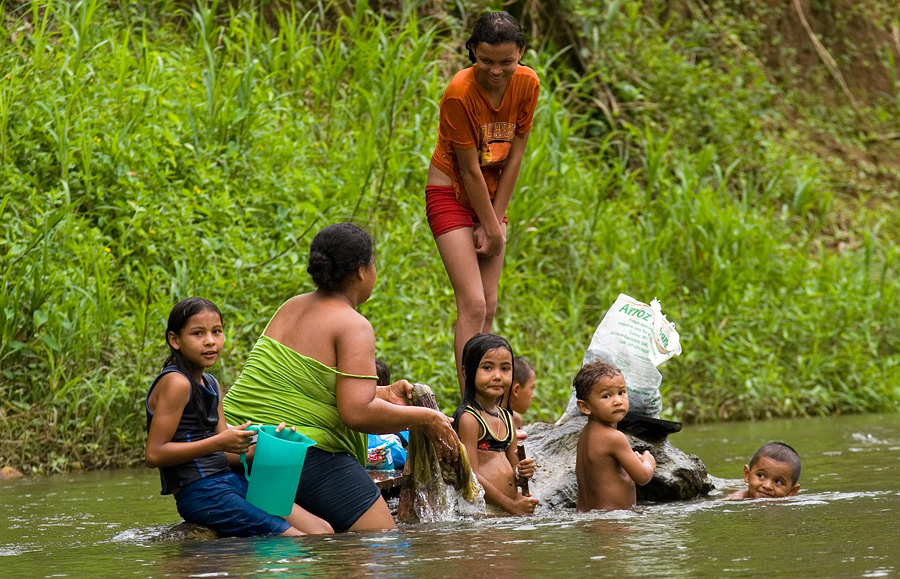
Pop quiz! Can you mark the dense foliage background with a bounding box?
[2,0,898,472]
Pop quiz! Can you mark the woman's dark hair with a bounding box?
[465,11,526,63]
[307,223,374,292]
[452,333,514,431]
[163,297,222,430]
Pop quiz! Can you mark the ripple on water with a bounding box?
[0,545,42,557]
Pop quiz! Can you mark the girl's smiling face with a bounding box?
[474,347,513,405]
[473,41,524,91]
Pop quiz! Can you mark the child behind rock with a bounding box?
[509,357,536,439]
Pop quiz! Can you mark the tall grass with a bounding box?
[0,0,898,472]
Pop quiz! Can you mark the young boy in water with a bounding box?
[574,361,656,511]
[723,442,801,500]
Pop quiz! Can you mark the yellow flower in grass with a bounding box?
[193,186,201,194]
[105,247,111,253]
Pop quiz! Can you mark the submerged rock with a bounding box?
[523,416,712,509]
[0,466,24,480]
[152,522,218,541]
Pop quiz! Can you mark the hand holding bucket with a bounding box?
[240,424,316,517]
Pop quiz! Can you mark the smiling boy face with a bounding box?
[743,456,800,498]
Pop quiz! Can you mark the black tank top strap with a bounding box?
[146,366,230,495]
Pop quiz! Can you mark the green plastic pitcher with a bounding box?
[241,425,316,517]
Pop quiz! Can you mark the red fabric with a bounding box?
[430,66,540,208]
[425,185,507,239]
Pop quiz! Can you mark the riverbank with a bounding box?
[1,1,898,473]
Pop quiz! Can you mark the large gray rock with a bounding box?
[523,417,711,509]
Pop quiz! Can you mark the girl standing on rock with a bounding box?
[425,11,540,393]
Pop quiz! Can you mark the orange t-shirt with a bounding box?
[430,65,540,208]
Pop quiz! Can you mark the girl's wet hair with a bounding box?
[465,11,526,63]
[162,297,222,429]
[452,333,514,431]
[307,223,374,292]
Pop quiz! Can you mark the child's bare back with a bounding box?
[572,361,656,512]
[576,421,646,510]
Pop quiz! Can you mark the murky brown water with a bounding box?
[1,413,898,578]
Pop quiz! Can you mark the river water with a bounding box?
[1,413,898,578]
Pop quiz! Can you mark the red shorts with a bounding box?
[425,185,507,239]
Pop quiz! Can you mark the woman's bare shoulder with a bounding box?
[269,293,370,331]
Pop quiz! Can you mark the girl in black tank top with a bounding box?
[145,298,331,536]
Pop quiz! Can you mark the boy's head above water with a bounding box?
[573,361,627,427]
[743,442,801,499]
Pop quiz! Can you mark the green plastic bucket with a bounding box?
[241,425,315,517]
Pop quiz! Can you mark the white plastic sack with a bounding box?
[558,294,681,421]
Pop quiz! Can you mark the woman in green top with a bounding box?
[224,223,459,532]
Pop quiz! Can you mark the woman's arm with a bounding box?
[334,315,459,459]
[454,146,505,257]
[145,373,254,468]
[490,132,531,220]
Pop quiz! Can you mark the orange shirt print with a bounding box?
[478,122,515,166]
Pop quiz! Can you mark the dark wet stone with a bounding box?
[522,417,712,509]
[152,522,219,541]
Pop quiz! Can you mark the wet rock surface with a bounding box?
[523,416,712,509]
[152,522,219,541]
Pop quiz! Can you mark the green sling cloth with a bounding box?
[223,333,376,464]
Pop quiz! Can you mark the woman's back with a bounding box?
[264,293,372,370]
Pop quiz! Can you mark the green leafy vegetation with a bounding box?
[1,0,898,472]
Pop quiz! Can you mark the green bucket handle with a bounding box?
[239,424,316,517]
